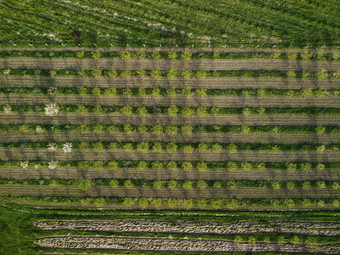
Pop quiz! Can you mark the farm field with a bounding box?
[1,0,340,254]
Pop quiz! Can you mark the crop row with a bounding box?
[1,167,338,181]
[1,76,339,89]
[1,113,340,126]
[2,94,339,108]
[1,58,339,71]
[2,131,339,144]
[1,148,340,162]
[34,219,340,236]
[36,236,340,254]
[0,185,338,199]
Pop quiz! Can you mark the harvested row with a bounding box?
[1,148,340,162]
[1,168,338,181]
[2,94,340,108]
[35,219,340,236]
[1,58,339,71]
[0,185,338,199]
[1,47,339,54]
[2,113,340,126]
[2,131,339,144]
[1,76,339,89]
[36,236,340,254]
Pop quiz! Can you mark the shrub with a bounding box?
[105,87,117,96]
[165,125,178,136]
[197,180,207,189]
[123,143,134,151]
[167,68,178,78]
[196,106,207,115]
[137,142,149,153]
[123,124,133,133]
[120,50,132,59]
[197,143,208,152]
[167,51,177,60]
[168,105,179,116]
[302,181,312,189]
[152,142,163,152]
[78,161,90,170]
[332,182,340,189]
[317,181,326,188]
[93,142,104,152]
[182,145,194,154]
[137,124,148,134]
[136,49,146,59]
[151,198,163,208]
[166,87,177,97]
[301,163,312,171]
[242,108,251,115]
[138,87,146,96]
[76,50,85,58]
[286,181,296,189]
[167,198,178,208]
[77,179,92,191]
[285,199,295,207]
[272,181,281,189]
[166,161,177,170]
[110,179,119,188]
[211,199,223,209]
[183,199,194,209]
[91,50,101,59]
[227,180,236,189]
[138,198,149,209]
[92,161,104,169]
[121,105,133,115]
[124,180,134,188]
[151,87,161,96]
[248,236,256,245]
[136,69,146,77]
[153,180,163,190]
[151,51,161,60]
[123,198,134,207]
[152,125,163,135]
[227,144,237,153]
[226,161,237,171]
[181,106,195,116]
[79,142,90,150]
[212,143,223,152]
[150,69,162,79]
[181,125,193,135]
[93,105,103,114]
[151,161,164,169]
[317,145,326,152]
[181,49,192,60]
[137,106,148,115]
[107,68,118,77]
[182,162,193,171]
[120,70,132,77]
[286,163,297,171]
[108,142,119,152]
[181,69,192,78]
[166,143,177,154]
[168,180,178,189]
[108,161,118,170]
[195,70,207,79]
[241,162,252,171]
[196,162,208,172]
[195,88,207,97]
[183,180,193,190]
[181,86,191,97]
[91,68,102,77]
[213,181,222,188]
[107,125,119,133]
[316,163,325,170]
[138,161,148,169]
[93,124,104,133]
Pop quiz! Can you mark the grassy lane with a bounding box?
[1,131,339,144]
[1,148,340,162]
[1,76,339,89]
[2,94,340,108]
[0,168,339,181]
[1,58,339,71]
[1,113,340,126]
[0,185,339,199]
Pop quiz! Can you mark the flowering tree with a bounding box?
[45,103,60,116]
[63,142,72,153]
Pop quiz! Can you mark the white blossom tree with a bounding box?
[45,103,60,116]
[3,105,12,114]
[47,142,57,152]
[20,161,29,169]
[63,142,72,153]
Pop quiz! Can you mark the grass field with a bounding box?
[1,0,340,254]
